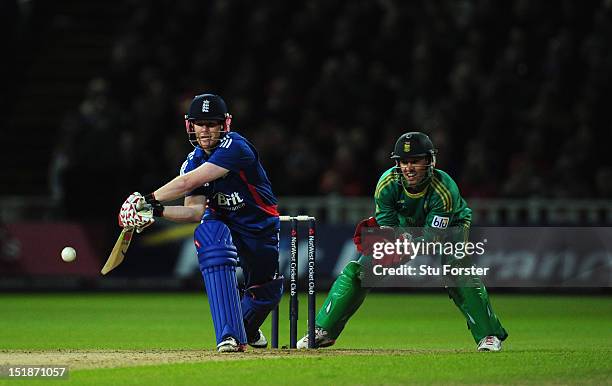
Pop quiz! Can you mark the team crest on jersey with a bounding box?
[403,142,411,152]
[202,100,210,112]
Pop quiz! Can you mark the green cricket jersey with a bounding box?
[374,167,472,238]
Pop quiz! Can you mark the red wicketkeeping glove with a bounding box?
[353,217,379,254]
[376,226,409,267]
[353,217,412,267]
[377,228,413,267]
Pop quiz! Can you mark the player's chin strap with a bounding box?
[185,113,233,150]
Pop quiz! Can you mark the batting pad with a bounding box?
[196,221,247,345]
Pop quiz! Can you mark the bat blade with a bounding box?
[101,228,135,275]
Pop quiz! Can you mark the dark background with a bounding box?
[3,1,612,207]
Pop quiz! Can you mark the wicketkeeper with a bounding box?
[297,132,508,351]
[118,94,283,352]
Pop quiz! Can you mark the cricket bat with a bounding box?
[101,227,135,275]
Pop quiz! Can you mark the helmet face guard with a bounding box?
[390,132,437,189]
[393,153,436,189]
[185,113,232,149]
[184,94,232,149]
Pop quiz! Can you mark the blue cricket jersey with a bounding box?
[180,132,280,236]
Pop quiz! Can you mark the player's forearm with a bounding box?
[161,205,205,223]
[153,175,200,202]
[153,163,228,202]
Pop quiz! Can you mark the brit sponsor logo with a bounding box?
[215,192,245,211]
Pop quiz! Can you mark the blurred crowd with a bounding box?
[51,0,612,220]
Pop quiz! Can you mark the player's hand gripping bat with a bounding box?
[101,199,153,275]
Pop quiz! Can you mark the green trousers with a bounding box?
[316,249,508,344]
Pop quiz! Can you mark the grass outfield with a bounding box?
[1,293,610,385]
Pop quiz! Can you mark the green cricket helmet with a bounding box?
[390,132,437,160]
[390,131,437,188]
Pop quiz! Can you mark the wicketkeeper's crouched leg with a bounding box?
[195,220,247,347]
[316,259,371,340]
[445,256,508,343]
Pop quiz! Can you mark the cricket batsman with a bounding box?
[297,131,508,351]
[117,94,283,352]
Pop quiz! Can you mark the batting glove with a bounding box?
[118,192,155,231]
[143,193,165,217]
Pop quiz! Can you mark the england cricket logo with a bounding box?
[202,100,210,112]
